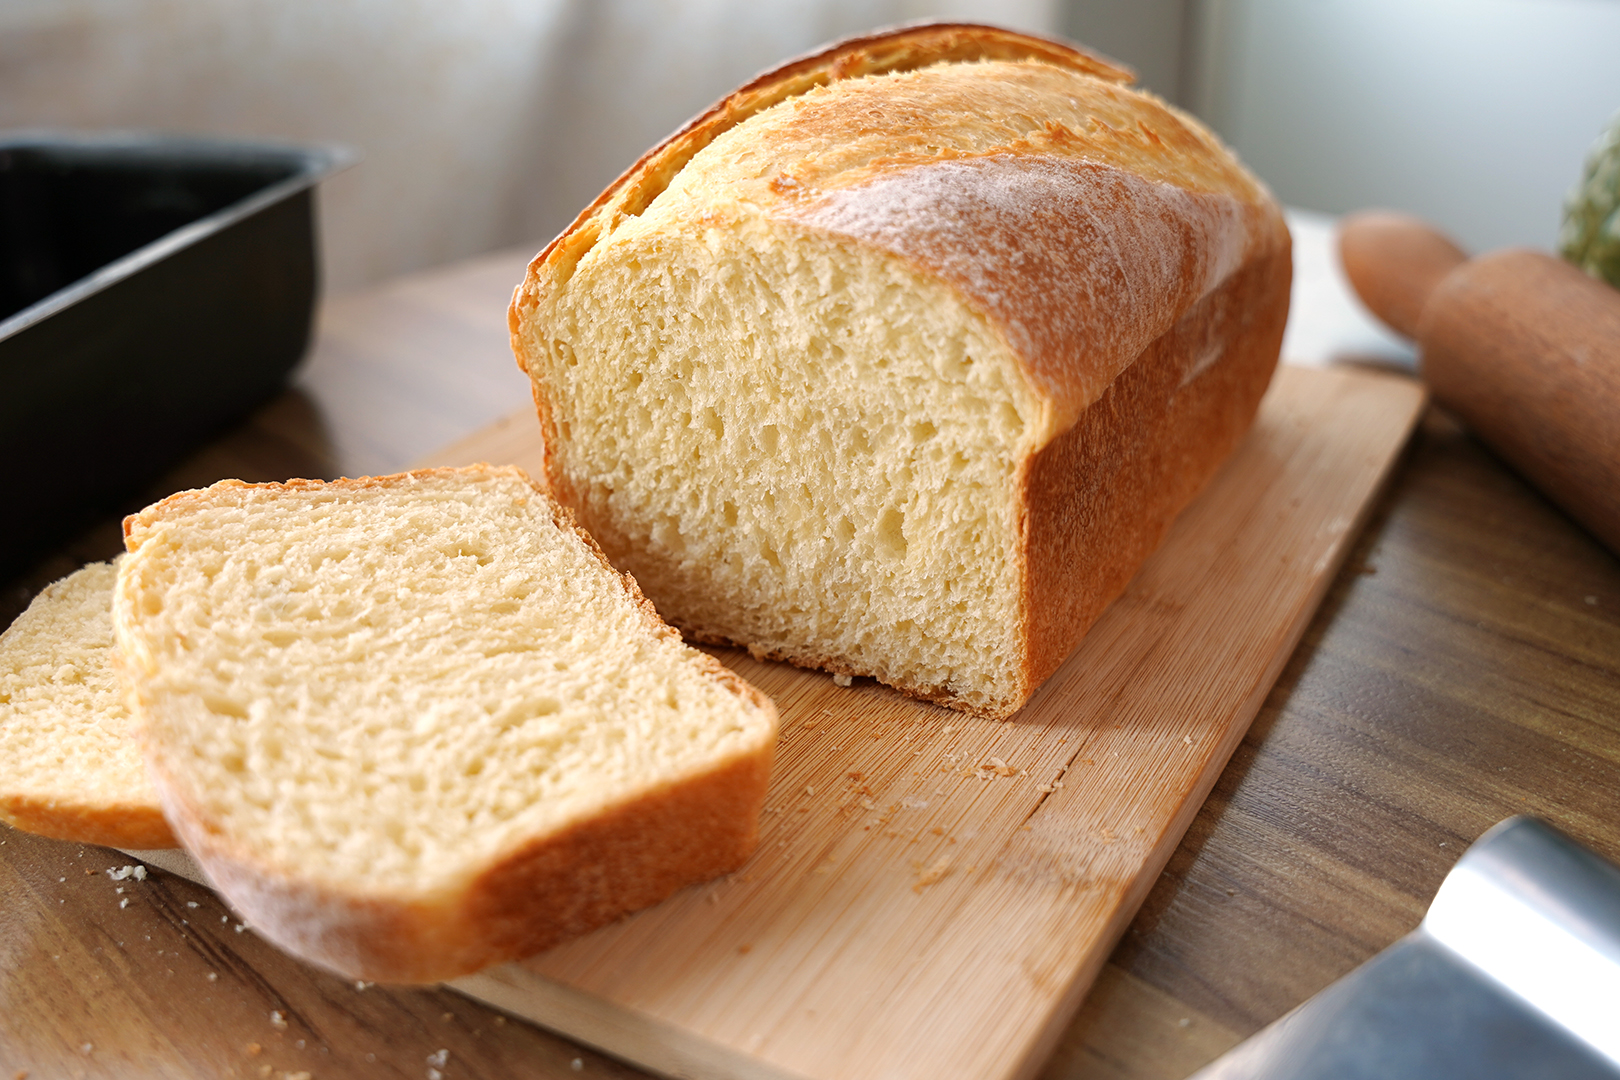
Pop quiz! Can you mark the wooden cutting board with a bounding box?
[136,362,1425,1080]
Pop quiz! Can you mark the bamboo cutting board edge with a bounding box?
[129,362,1428,1080]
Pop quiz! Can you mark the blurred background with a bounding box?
[5,0,1616,295]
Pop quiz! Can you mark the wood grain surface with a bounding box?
[4,239,1618,1080]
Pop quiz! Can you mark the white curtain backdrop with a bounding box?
[0,0,1059,291]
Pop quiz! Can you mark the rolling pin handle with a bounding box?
[1337,209,1620,556]
[1338,211,1469,340]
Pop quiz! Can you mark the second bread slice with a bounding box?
[0,559,175,848]
[114,465,777,983]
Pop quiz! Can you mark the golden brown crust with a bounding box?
[516,23,1129,278]
[1019,245,1291,703]
[0,797,175,849]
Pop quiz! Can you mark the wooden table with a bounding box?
[4,220,1618,1080]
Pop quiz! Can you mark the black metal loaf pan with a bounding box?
[0,132,349,581]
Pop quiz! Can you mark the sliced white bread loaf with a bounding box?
[0,559,175,848]
[510,23,1291,719]
[113,465,777,983]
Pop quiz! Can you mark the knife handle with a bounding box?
[1338,213,1620,556]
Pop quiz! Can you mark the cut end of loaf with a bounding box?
[115,465,777,982]
[528,224,1036,716]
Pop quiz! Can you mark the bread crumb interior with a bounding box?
[117,472,770,893]
[0,561,145,809]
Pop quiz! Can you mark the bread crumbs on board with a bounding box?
[913,857,951,892]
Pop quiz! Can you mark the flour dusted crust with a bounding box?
[511,24,1291,718]
[116,466,777,983]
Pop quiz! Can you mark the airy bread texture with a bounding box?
[511,24,1291,719]
[114,465,777,983]
[0,559,175,848]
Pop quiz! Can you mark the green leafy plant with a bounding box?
[1560,110,1620,288]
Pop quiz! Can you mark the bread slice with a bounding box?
[0,559,176,848]
[113,465,777,983]
[511,24,1291,720]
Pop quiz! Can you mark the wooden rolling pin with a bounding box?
[1339,211,1620,556]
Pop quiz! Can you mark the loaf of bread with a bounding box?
[0,559,175,848]
[509,23,1291,719]
[113,465,777,983]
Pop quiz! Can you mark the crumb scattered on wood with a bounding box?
[913,858,951,892]
[964,755,1022,779]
